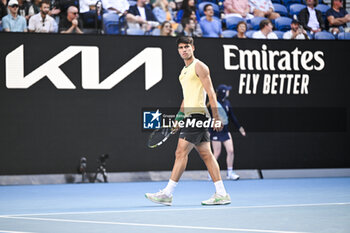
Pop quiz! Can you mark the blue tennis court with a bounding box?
[0,177,349,233]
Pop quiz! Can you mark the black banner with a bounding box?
[0,32,349,175]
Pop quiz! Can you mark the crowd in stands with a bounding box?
[0,0,350,39]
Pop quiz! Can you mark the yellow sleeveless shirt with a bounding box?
[179,59,208,117]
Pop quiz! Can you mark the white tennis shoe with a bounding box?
[226,172,240,180]
[201,193,231,205]
[145,190,173,206]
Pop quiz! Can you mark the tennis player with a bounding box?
[145,36,231,206]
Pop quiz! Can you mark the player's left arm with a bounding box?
[195,61,223,131]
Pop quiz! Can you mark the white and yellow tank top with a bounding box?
[179,59,209,117]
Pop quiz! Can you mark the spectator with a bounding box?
[249,0,280,19]
[27,0,42,20]
[326,0,350,34]
[28,0,57,32]
[17,0,32,20]
[283,19,308,39]
[2,0,27,32]
[160,20,175,36]
[126,0,159,31]
[252,18,278,38]
[59,5,83,33]
[80,0,101,28]
[175,0,200,23]
[199,4,222,37]
[298,0,325,33]
[0,0,8,30]
[102,0,129,15]
[51,0,79,20]
[178,17,195,36]
[153,0,175,23]
[224,0,254,19]
[234,20,247,38]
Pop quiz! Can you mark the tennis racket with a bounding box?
[147,127,177,148]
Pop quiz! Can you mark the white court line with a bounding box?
[0,231,36,233]
[0,216,311,233]
[0,202,349,218]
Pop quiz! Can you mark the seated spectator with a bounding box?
[59,5,83,33]
[80,0,102,28]
[249,0,280,19]
[199,4,222,37]
[102,0,129,15]
[2,0,27,32]
[298,0,325,33]
[28,0,57,32]
[283,19,308,39]
[252,18,278,38]
[0,0,8,30]
[224,0,254,19]
[126,0,159,32]
[27,0,42,20]
[326,0,350,34]
[160,20,175,36]
[50,0,79,20]
[177,13,203,36]
[153,0,175,23]
[17,0,32,21]
[175,0,200,23]
[234,20,247,38]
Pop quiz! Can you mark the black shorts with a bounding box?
[209,125,230,142]
[179,114,210,145]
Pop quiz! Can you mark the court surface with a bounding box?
[0,177,349,233]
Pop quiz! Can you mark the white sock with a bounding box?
[163,179,177,196]
[214,180,227,196]
[227,167,233,176]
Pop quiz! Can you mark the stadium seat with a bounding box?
[274,30,285,39]
[245,30,257,38]
[273,3,289,17]
[283,0,302,8]
[126,28,145,35]
[103,13,120,35]
[222,30,238,38]
[289,3,306,18]
[128,0,137,6]
[250,17,266,30]
[315,4,331,16]
[274,16,292,31]
[272,0,283,4]
[314,31,335,40]
[198,2,220,18]
[225,16,246,30]
[337,32,350,40]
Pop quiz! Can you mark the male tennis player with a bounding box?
[145,36,231,206]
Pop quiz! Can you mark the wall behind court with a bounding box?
[0,32,349,175]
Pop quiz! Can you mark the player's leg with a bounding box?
[145,138,194,206]
[195,142,231,205]
[223,133,239,180]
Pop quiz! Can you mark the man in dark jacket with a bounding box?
[298,0,325,33]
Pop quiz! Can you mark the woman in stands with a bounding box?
[175,0,200,23]
[234,21,247,38]
[160,20,175,36]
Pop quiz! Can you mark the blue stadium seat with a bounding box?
[126,28,145,35]
[273,3,289,17]
[245,30,257,38]
[289,3,306,17]
[306,31,313,39]
[315,4,330,16]
[337,32,350,40]
[250,17,266,30]
[314,31,335,40]
[274,30,285,39]
[222,30,238,38]
[197,0,218,4]
[151,28,160,36]
[128,0,137,6]
[225,16,246,30]
[275,16,292,31]
[103,13,120,35]
[198,2,221,18]
[283,0,303,8]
